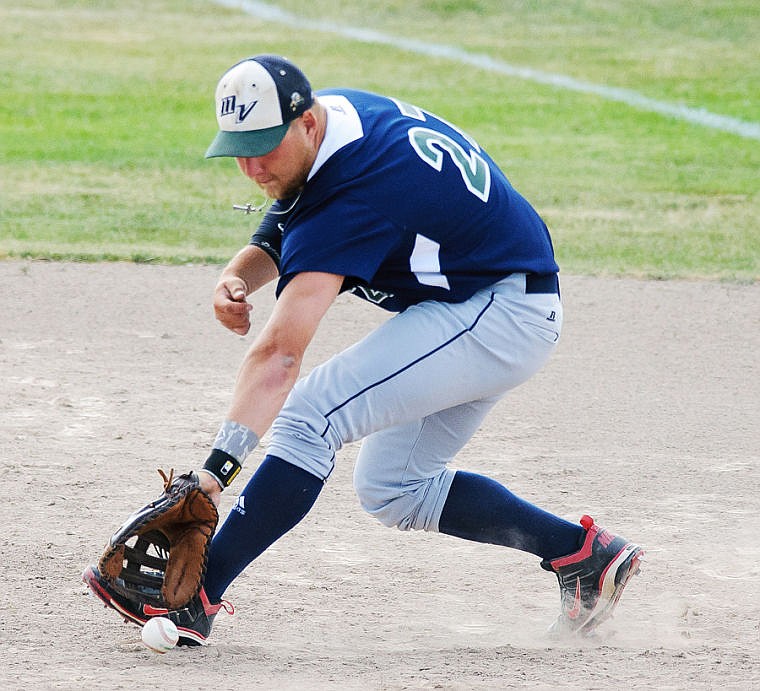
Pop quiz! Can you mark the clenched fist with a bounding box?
[214,276,253,335]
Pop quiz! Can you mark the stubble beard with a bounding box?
[259,169,309,201]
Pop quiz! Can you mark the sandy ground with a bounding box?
[1,260,758,690]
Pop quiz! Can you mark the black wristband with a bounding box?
[203,449,242,488]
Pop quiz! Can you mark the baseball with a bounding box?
[141,617,179,653]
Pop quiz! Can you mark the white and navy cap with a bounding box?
[205,55,313,158]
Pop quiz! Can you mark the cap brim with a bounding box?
[205,122,290,158]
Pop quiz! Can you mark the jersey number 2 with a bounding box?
[393,98,491,203]
[407,127,491,203]
[393,99,492,291]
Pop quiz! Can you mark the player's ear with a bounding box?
[300,107,321,140]
[300,110,314,129]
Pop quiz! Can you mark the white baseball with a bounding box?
[141,617,179,653]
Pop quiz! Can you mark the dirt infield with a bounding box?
[1,260,758,689]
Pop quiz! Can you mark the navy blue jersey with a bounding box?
[250,89,558,312]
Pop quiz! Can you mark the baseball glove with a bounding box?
[97,469,218,610]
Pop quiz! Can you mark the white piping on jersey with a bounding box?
[410,235,451,291]
[308,95,364,181]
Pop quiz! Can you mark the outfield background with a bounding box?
[1,0,758,280]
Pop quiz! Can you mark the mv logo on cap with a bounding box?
[219,95,257,124]
[206,54,314,159]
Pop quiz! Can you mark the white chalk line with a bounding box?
[213,0,760,141]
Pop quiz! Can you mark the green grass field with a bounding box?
[1,0,758,280]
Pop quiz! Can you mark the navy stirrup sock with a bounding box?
[438,471,583,560]
[203,455,323,600]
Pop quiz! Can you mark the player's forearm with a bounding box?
[225,342,302,438]
[221,244,279,295]
[222,271,342,439]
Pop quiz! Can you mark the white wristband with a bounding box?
[213,419,260,463]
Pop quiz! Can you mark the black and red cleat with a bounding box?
[82,564,232,646]
[541,515,644,635]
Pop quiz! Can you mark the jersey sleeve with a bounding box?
[248,198,299,271]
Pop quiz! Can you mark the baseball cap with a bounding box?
[205,55,313,159]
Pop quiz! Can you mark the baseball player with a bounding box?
[84,55,643,644]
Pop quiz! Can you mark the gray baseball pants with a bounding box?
[266,272,562,532]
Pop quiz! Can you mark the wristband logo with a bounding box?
[219,95,257,123]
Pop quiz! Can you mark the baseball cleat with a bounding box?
[540,515,644,635]
[82,564,233,646]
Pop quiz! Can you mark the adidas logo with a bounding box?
[233,495,246,516]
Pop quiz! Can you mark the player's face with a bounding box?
[236,117,315,200]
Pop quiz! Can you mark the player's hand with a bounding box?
[214,276,253,335]
[197,470,223,507]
